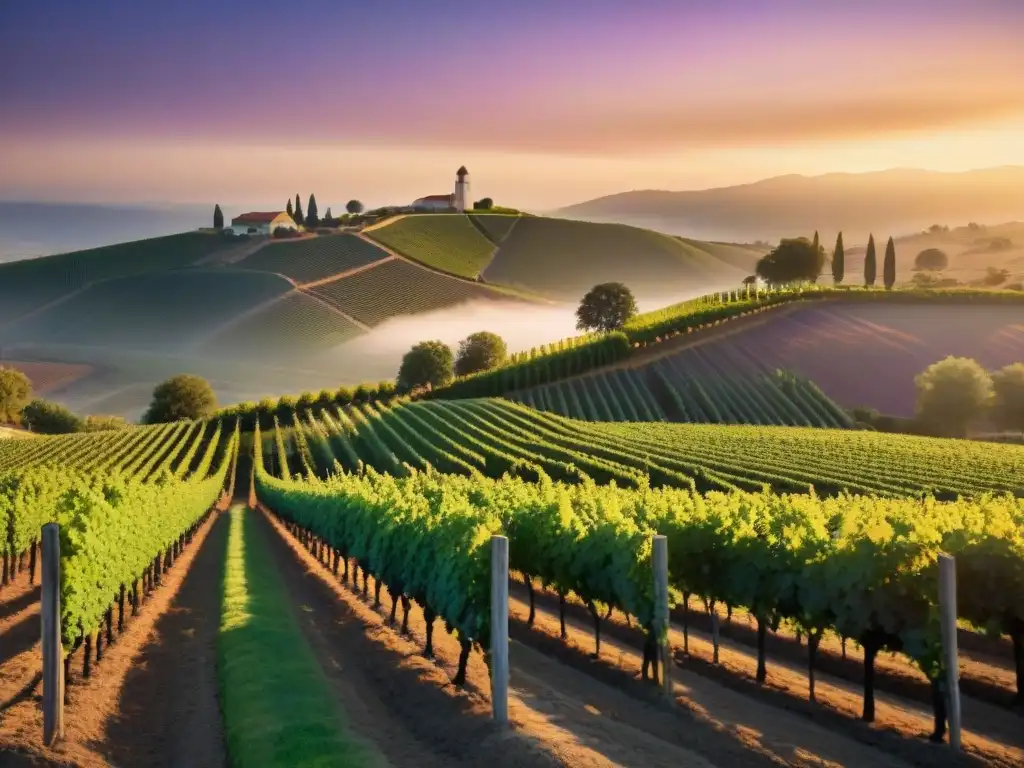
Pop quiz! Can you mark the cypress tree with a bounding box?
[864,233,877,286]
[286,199,294,219]
[294,194,304,226]
[812,230,819,256]
[213,204,224,229]
[306,193,319,227]
[883,236,896,290]
[831,232,845,284]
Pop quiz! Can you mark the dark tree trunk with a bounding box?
[95,628,103,662]
[929,676,948,743]
[808,629,821,703]
[862,642,879,722]
[726,604,733,626]
[524,574,535,626]
[453,638,471,686]
[63,652,73,705]
[755,617,767,684]
[424,606,436,657]
[118,585,126,632]
[362,568,369,597]
[18,550,25,573]
[841,636,847,660]
[401,596,411,635]
[105,606,113,645]
[641,625,660,684]
[2,551,9,586]
[29,540,38,585]
[373,579,382,609]
[588,602,602,658]
[709,601,720,664]
[558,592,567,640]
[332,549,339,575]
[83,634,93,677]
[131,579,140,616]
[389,591,398,624]
[1012,627,1024,704]
[682,591,690,654]
[342,556,349,583]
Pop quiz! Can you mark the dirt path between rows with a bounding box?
[258,506,765,768]
[0,510,226,768]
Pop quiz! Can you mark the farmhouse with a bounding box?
[231,211,297,236]
[411,166,472,212]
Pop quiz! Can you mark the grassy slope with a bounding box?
[364,214,496,279]
[219,504,383,768]
[234,234,389,284]
[481,216,750,301]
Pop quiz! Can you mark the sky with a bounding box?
[2,0,1024,212]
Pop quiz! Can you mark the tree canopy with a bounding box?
[831,232,845,284]
[22,399,84,434]
[755,238,825,284]
[576,282,638,332]
[306,193,319,228]
[213,204,224,230]
[914,356,992,437]
[991,363,1024,433]
[293,194,304,226]
[455,331,508,377]
[915,248,948,271]
[863,234,877,286]
[397,341,454,392]
[0,367,32,424]
[346,200,364,214]
[473,198,494,210]
[883,236,896,290]
[143,374,218,423]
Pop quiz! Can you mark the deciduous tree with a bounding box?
[0,367,32,424]
[914,357,992,437]
[22,399,84,434]
[576,282,638,332]
[455,331,508,377]
[864,234,876,286]
[832,232,845,284]
[883,236,896,289]
[914,248,948,271]
[755,238,825,285]
[143,374,218,423]
[346,200,364,214]
[397,341,454,392]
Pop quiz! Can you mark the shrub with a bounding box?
[84,414,128,432]
[991,363,1024,433]
[914,248,948,271]
[22,399,85,434]
[273,227,300,239]
[143,374,217,423]
[455,331,508,377]
[335,386,353,406]
[981,266,1010,286]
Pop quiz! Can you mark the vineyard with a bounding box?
[481,215,753,301]
[198,292,366,359]
[467,213,521,244]
[0,233,236,325]
[254,404,1024,747]
[2,269,292,351]
[511,363,852,428]
[364,214,497,278]
[233,234,390,285]
[307,257,519,327]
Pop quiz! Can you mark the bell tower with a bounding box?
[454,166,470,212]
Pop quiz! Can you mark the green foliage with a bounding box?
[214,204,224,230]
[915,248,949,271]
[883,236,896,290]
[832,232,845,284]
[991,363,1024,433]
[84,414,128,432]
[397,341,454,392]
[755,238,825,284]
[0,367,32,424]
[293,194,304,227]
[576,282,638,332]
[473,197,494,210]
[286,199,294,219]
[346,200,364,215]
[914,357,993,437]
[862,234,876,286]
[22,399,85,434]
[305,193,319,228]
[455,331,508,377]
[144,374,218,424]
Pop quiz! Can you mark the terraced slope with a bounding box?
[290,397,1024,498]
[233,234,389,284]
[199,292,365,359]
[307,257,516,327]
[641,300,1024,417]
[364,214,496,278]
[0,232,236,325]
[511,365,851,428]
[1,269,291,350]
[482,216,749,301]
[467,213,520,244]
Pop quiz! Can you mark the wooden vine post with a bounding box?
[938,553,962,751]
[653,534,671,697]
[490,535,509,725]
[41,523,64,745]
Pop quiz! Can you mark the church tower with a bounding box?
[454,166,470,212]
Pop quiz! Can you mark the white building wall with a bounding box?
[412,198,452,211]
[454,178,470,212]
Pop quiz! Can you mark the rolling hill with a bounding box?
[557,167,1024,245]
[363,214,497,279]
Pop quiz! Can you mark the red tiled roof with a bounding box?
[231,211,286,224]
[416,194,454,203]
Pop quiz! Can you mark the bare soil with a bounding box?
[515,582,1023,768]
[0,510,225,768]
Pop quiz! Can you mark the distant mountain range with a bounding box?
[0,202,213,262]
[556,167,1024,246]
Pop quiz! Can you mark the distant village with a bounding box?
[225,166,498,236]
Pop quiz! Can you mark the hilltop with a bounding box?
[557,166,1024,245]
